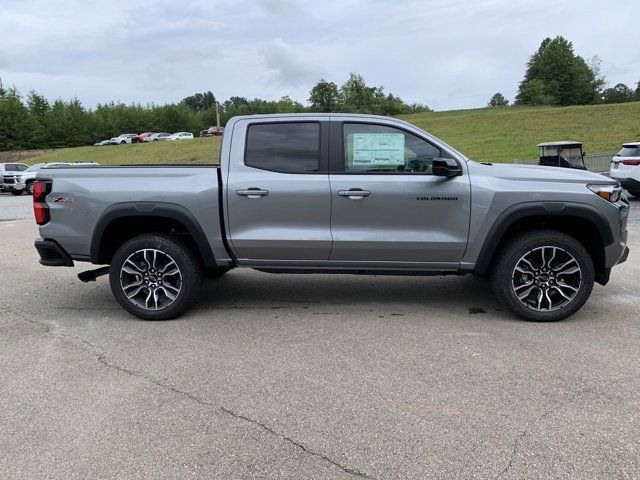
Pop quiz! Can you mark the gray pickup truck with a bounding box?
[33,114,629,322]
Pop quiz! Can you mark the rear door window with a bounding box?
[245,122,320,173]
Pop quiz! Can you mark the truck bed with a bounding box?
[37,165,230,265]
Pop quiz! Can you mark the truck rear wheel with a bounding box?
[490,230,594,322]
[109,234,203,320]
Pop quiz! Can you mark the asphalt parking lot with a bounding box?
[1,193,639,479]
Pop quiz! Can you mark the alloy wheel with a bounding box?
[511,246,582,312]
[120,249,182,310]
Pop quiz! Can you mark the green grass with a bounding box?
[23,102,640,165]
[399,102,640,163]
[28,137,221,166]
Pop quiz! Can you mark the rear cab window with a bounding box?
[245,122,320,173]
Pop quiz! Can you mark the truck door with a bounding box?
[225,120,332,262]
[328,120,471,267]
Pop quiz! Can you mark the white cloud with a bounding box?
[0,0,638,110]
[260,38,322,86]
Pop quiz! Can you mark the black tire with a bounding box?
[120,140,126,145]
[628,190,640,198]
[109,234,203,320]
[26,182,35,195]
[10,190,22,196]
[490,229,594,322]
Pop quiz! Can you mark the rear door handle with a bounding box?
[337,189,371,199]
[236,188,269,198]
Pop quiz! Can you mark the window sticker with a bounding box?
[352,133,405,166]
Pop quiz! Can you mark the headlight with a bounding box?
[587,184,622,203]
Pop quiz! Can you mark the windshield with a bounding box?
[4,164,28,172]
[26,163,45,172]
[561,147,583,161]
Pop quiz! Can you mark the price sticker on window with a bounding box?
[352,133,405,166]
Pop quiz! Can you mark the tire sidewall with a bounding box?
[109,234,202,320]
[492,231,595,322]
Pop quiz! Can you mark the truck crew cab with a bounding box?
[33,114,629,322]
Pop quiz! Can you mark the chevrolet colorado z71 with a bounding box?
[33,114,629,321]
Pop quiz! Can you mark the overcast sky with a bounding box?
[1,0,638,111]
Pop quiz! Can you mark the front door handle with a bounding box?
[236,188,269,198]
[337,188,371,199]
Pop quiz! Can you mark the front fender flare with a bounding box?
[473,201,613,275]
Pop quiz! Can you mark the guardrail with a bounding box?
[515,151,616,173]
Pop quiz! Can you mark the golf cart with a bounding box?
[538,141,586,170]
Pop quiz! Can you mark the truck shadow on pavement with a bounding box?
[193,271,501,318]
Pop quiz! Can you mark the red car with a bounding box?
[200,126,224,137]
[132,132,157,143]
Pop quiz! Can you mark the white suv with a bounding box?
[610,142,640,198]
[109,134,138,145]
[13,162,98,195]
[165,132,194,141]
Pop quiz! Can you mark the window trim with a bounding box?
[243,120,328,174]
[329,120,456,175]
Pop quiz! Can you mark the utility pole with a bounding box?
[215,102,220,128]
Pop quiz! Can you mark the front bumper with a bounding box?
[34,238,74,267]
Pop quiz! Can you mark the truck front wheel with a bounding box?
[109,234,203,320]
[490,230,594,322]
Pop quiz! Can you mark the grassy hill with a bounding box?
[20,102,640,166]
[399,102,640,163]
[26,137,222,166]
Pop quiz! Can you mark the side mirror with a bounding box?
[432,158,462,178]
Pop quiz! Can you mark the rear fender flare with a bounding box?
[90,202,217,268]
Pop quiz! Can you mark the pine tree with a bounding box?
[487,93,509,107]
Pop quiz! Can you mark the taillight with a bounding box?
[621,159,640,166]
[33,180,52,225]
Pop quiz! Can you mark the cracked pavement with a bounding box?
[1,217,639,479]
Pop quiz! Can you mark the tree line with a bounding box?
[487,36,640,108]
[0,73,429,151]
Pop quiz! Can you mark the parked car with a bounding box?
[32,114,629,322]
[166,132,194,141]
[132,132,157,143]
[109,134,138,145]
[0,162,28,194]
[610,142,640,198]
[200,127,224,137]
[93,139,112,146]
[13,162,98,195]
[144,132,172,142]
